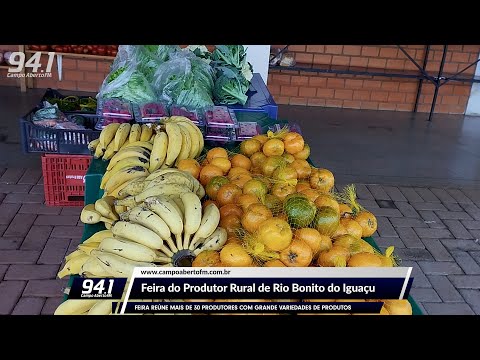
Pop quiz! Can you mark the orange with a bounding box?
[256,218,292,252]
[255,175,272,191]
[199,164,224,186]
[271,182,296,201]
[263,138,285,157]
[340,218,363,239]
[240,139,262,157]
[241,203,273,233]
[296,181,311,192]
[177,159,201,179]
[250,167,263,176]
[264,259,286,267]
[310,168,335,193]
[272,166,298,181]
[207,147,228,163]
[283,132,305,155]
[354,211,378,237]
[237,193,260,212]
[243,179,268,198]
[202,199,219,210]
[290,159,312,180]
[216,183,242,207]
[230,154,252,171]
[230,173,252,189]
[226,236,242,246]
[210,157,232,174]
[205,176,229,200]
[282,153,295,164]
[201,158,209,166]
[192,251,221,267]
[250,152,267,169]
[227,167,250,180]
[263,194,283,216]
[293,144,310,160]
[315,194,340,213]
[339,203,353,218]
[294,228,331,256]
[220,243,253,267]
[252,134,268,146]
[220,204,244,219]
[280,239,313,267]
[220,214,242,237]
[262,156,286,177]
[300,188,321,202]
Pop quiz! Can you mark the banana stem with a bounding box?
[175,234,183,251]
[155,255,172,263]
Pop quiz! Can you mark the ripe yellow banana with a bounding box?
[175,125,191,166]
[107,148,150,171]
[193,227,228,255]
[78,242,100,255]
[145,168,185,182]
[99,237,171,263]
[149,132,168,173]
[88,138,100,152]
[54,299,99,315]
[101,157,149,190]
[115,184,192,207]
[83,230,114,245]
[102,140,117,161]
[99,123,121,151]
[95,196,118,220]
[181,192,202,249]
[189,203,221,250]
[163,122,182,168]
[114,123,131,151]
[177,122,199,159]
[140,124,154,142]
[112,221,164,249]
[94,142,105,159]
[65,249,86,262]
[88,300,115,315]
[107,177,145,199]
[129,124,141,143]
[144,172,195,192]
[170,118,204,157]
[144,196,184,250]
[124,141,154,152]
[117,178,148,198]
[114,205,128,216]
[80,256,113,277]
[91,249,155,278]
[104,166,149,194]
[57,253,90,278]
[127,206,177,254]
[81,204,115,225]
[171,196,185,217]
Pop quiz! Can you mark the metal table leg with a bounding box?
[414,45,430,112]
[428,45,448,121]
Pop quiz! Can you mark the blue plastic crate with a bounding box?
[227,73,278,120]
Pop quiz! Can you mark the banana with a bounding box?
[107,148,150,171]
[80,256,113,277]
[111,221,164,249]
[144,172,195,191]
[108,177,146,199]
[114,123,131,151]
[102,139,117,161]
[189,203,221,250]
[88,300,115,315]
[177,122,199,159]
[114,205,128,216]
[123,141,153,152]
[94,142,105,159]
[145,168,186,182]
[104,166,149,194]
[163,122,182,167]
[170,117,204,157]
[127,206,177,254]
[101,157,149,190]
[144,196,184,251]
[175,125,191,166]
[129,124,141,143]
[149,133,156,143]
[95,196,118,220]
[99,237,171,263]
[78,242,101,255]
[171,196,185,216]
[65,249,86,262]
[88,138,100,152]
[57,253,90,278]
[193,227,228,255]
[83,230,114,245]
[149,132,168,173]
[117,178,148,198]
[181,192,202,249]
[196,182,206,199]
[81,204,115,225]
[99,123,121,151]
[54,299,99,315]
[115,184,192,207]
[91,250,155,278]
[140,124,154,142]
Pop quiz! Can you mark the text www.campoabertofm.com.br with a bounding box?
[140,268,231,276]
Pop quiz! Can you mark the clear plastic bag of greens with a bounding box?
[153,54,192,105]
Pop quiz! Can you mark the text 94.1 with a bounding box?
[81,279,114,297]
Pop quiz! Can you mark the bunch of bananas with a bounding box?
[88,116,204,169]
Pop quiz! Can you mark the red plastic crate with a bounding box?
[41,154,92,207]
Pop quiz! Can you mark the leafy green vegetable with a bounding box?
[107,67,126,83]
[212,45,246,68]
[103,72,156,104]
[213,66,250,105]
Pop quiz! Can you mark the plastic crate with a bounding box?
[226,73,278,119]
[42,154,92,206]
[20,110,101,155]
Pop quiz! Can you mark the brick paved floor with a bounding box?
[1,168,480,314]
